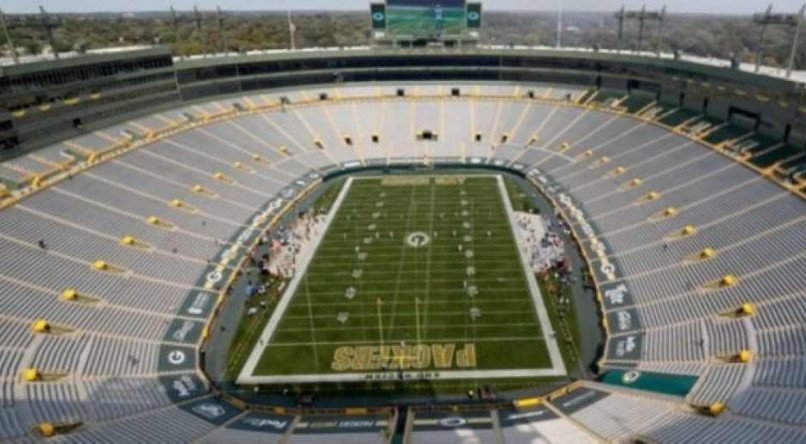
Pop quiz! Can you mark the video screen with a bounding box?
[386,0,467,37]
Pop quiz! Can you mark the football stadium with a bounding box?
[0,0,804,442]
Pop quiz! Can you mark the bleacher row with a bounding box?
[0,81,802,442]
[404,381,806,443]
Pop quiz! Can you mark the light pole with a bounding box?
[556,2,563,49]
[786,4,805,78]
[614,5,665,57]
[193,5,206,57]
[753,4,805,78]
[637,5,646,53]
[39,5,59,60]
[217,5,228,55]
[656,5,666,56]
[616,5,625,53]
[755,5,773,72]
[286,0,296,50]
[0,8,19,65]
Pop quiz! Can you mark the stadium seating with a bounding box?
[0,82,803,442]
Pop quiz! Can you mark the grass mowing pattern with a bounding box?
[254,175,550,377]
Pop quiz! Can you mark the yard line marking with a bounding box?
[291,303,535,312]
[462,185,477,345]
[286,276,528,284]
[292,296,538,306]
[313,249,524,257]
[276,321,541,333]
[280,309,535,320]
[314,247,521,254]
[302,275,320,371]
[421,177,438,341]
[266,336,545,347]
[383,183,419,340]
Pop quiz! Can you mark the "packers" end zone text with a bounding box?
[331,343,477,371]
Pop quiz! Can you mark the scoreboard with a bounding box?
[372,1,482,39]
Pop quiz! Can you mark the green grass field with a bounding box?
[249,175,553,380]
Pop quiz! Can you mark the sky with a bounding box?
[0,0,804,15]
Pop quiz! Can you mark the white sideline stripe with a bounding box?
[237,177,355,384]
[239,368,565,384]
[497,174,567,377]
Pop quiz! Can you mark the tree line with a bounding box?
[0,11,802,69]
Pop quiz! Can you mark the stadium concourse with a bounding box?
[0,81,803,443]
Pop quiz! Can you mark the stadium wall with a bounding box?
[0,47,178,157]
[1,47,804,160]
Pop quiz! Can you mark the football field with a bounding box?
[238,174,565,384]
